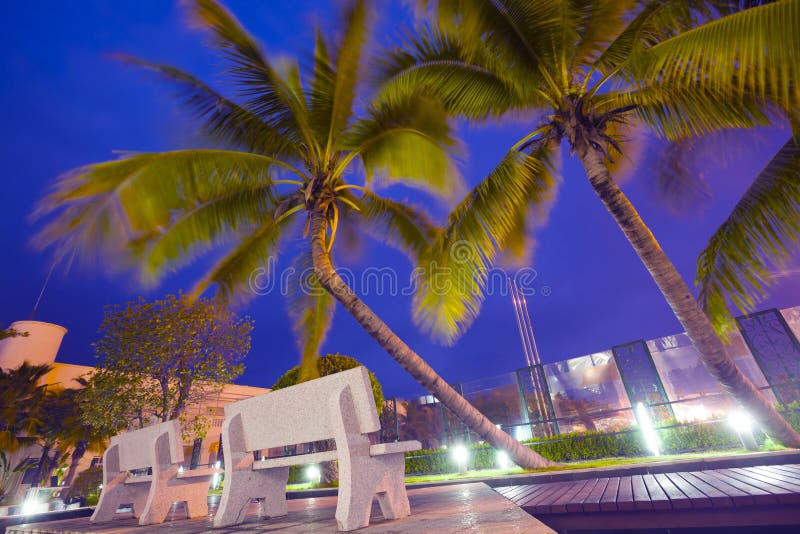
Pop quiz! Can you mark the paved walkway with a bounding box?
[7,482,554,533]
[496,463,800,531]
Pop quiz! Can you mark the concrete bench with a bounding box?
[90,419,221,525]
[214,366,421,531]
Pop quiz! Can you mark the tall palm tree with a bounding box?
[379,0,800,445]
[34,0,554,467]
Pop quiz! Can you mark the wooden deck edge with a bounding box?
[531,504,800,530]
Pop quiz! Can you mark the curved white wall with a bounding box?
[0,320,67,370]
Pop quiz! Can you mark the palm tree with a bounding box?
[379,0,800,445]
[0,362,51,453]
[34,0,554,467]
[54,381,109,488]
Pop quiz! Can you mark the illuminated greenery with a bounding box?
[82,293,252,439]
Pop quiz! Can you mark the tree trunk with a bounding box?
[31,444,51,488]
[62,440,87,488]
[577,145,800,447]
[309,209,556,468]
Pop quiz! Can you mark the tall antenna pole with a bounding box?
[30,260,58,320]
[509,278,547,435]
[513,280,552,436]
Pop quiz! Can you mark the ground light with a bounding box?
[635,402,661,457]
[728,409,759,451]
[451,444,469,474]
[496,450,512,470]
[211,461,222,489]
[306,464,321,484]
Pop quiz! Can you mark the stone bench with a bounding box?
[213,366,421,531]
[90,419,221,526]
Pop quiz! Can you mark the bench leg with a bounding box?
[374,454,411,520]
[90,474,128,523]
[213,467,289,527]
[336,458,378,532]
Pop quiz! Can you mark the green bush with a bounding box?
[65,467,103,506]
[403,420,748,474]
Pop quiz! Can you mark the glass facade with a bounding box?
[392,306,800,445]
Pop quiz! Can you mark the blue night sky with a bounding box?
[1,1,798,399]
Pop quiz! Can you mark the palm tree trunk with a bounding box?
[309,208,556,468]
[577,145,800,447]
[62,440,87,488]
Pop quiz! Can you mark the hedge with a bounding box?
[402,419,748,474]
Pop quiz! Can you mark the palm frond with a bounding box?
[425,0,566,95]
[187,0,316,154]
[697,135,800,336]
[33,150,294,265]
[345,94,464,197]
[625,0,800,112]
[603,84,772,140]
[325,0,369,155]
[286,250,336,380]
[131,184,276,282]
[309,30,335,145]
[190,213,296,302]
[376,25,524,118]
[594,0,704,75]
[351,191,440,260]
[413,141,556,344]
[570,0,637,69]
[114,55,301,158]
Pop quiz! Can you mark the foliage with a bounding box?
[65,466,103,506]
[403,421,746,474]
[33,0,462,379]
[380,0,800,341]
[271,353,384,413]
[0,362,51,452]
[0,328,29,341]
[82,293,252,439]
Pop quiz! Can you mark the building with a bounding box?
[0,320,269,502]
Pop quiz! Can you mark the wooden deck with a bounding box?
[496,463,800,530]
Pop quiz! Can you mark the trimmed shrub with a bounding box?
[65,466,103,506]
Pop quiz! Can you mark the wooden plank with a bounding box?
[566,478,600,513]
[521,481,572,511]
[759,465,800,482]
[599,477,620,512]
[653,473,693,510]
[690,471,756,507]
[631,475,654,511]
[510,484,549,506]
[581,477,609,512]
[501,484,536,501]
[738,467,800,492]
[663,472,714,509]
[616,476,635,511]
[700,470,776,506]
[718,469,800,504]
[769,464,800,476]
[531,481,582,514]
[642,474,671,510]
[494,486,514,497]
[550,479,593,513]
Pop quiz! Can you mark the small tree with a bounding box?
[272,354,384,484]
[82,294,253,439]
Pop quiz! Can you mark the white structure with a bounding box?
[91,420,221,525]
[214,367,421,531]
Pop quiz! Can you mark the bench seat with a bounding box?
[252,442,419,470]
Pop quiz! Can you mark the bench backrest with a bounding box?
[109,419,183,471]
[224,366,379,452]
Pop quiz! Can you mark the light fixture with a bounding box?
[451,444,469,473]
[306,464,321,484]
[635,403,660,457]
[496,450,512,470]
[728,409,759,450]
